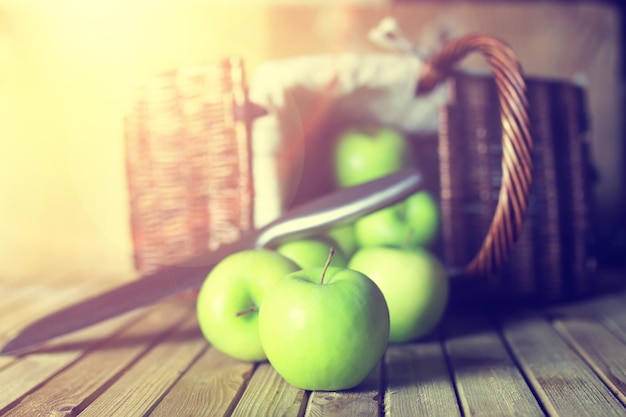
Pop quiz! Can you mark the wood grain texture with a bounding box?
[305,363,381,417]
[551,305,626,406]
[443,314,544,417]
[384,338,460,417]
[0,307,142,414]
[500,311,626,417]
[1,300,190,416]
[0,283,92,372]
[232,363,308,417]
[1,276,624,416]
[78,304,205,417]
[0,285,88,345]
[150,347,256,417]
[584,292,626,343]
[0,350,84,414]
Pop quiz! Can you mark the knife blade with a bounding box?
[1,168,423,355]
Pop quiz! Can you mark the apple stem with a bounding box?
[235,305,258,317]
[320,247,335,284]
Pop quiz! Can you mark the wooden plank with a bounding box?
[584,291,626,343]
[384,337,461,417]
[150,347,256,417]
[231,363,308,417]
[0,299,192,416]
[0,308,142,413]
[550,304,626,406]
[0,285,81,371]
[0,351,87,414]
[443,314,544,417]
[78,304,206,417]
[0,285,89,344]
[0,284,87,380]
[305,363,381,417]
[0,280,123,368]
[499,311,626,417]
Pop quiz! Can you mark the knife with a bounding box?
[1,168,423,355]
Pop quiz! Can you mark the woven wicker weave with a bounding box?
[416,35,593,302]
[438,74,593,302]
[416,34,534,280]
[125,58,254,275]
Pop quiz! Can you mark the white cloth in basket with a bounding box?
[248,52,448,227]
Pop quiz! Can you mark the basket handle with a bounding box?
[416,34,534,277]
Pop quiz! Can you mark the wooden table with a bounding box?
[1,277,625,417]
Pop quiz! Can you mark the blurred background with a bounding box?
[0,0,623,287]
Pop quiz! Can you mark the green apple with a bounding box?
[196,249,299,361]
[348,247,448,343]
[325,223,358,259]
[258,255,390,391]
[333,126,413,188]
[276,238,347,269]
[354,191,439,249]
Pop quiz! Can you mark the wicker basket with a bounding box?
[125,58,255,275]
[436,73,594,303]
[413,35,595,303]
[124,35,595,303]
